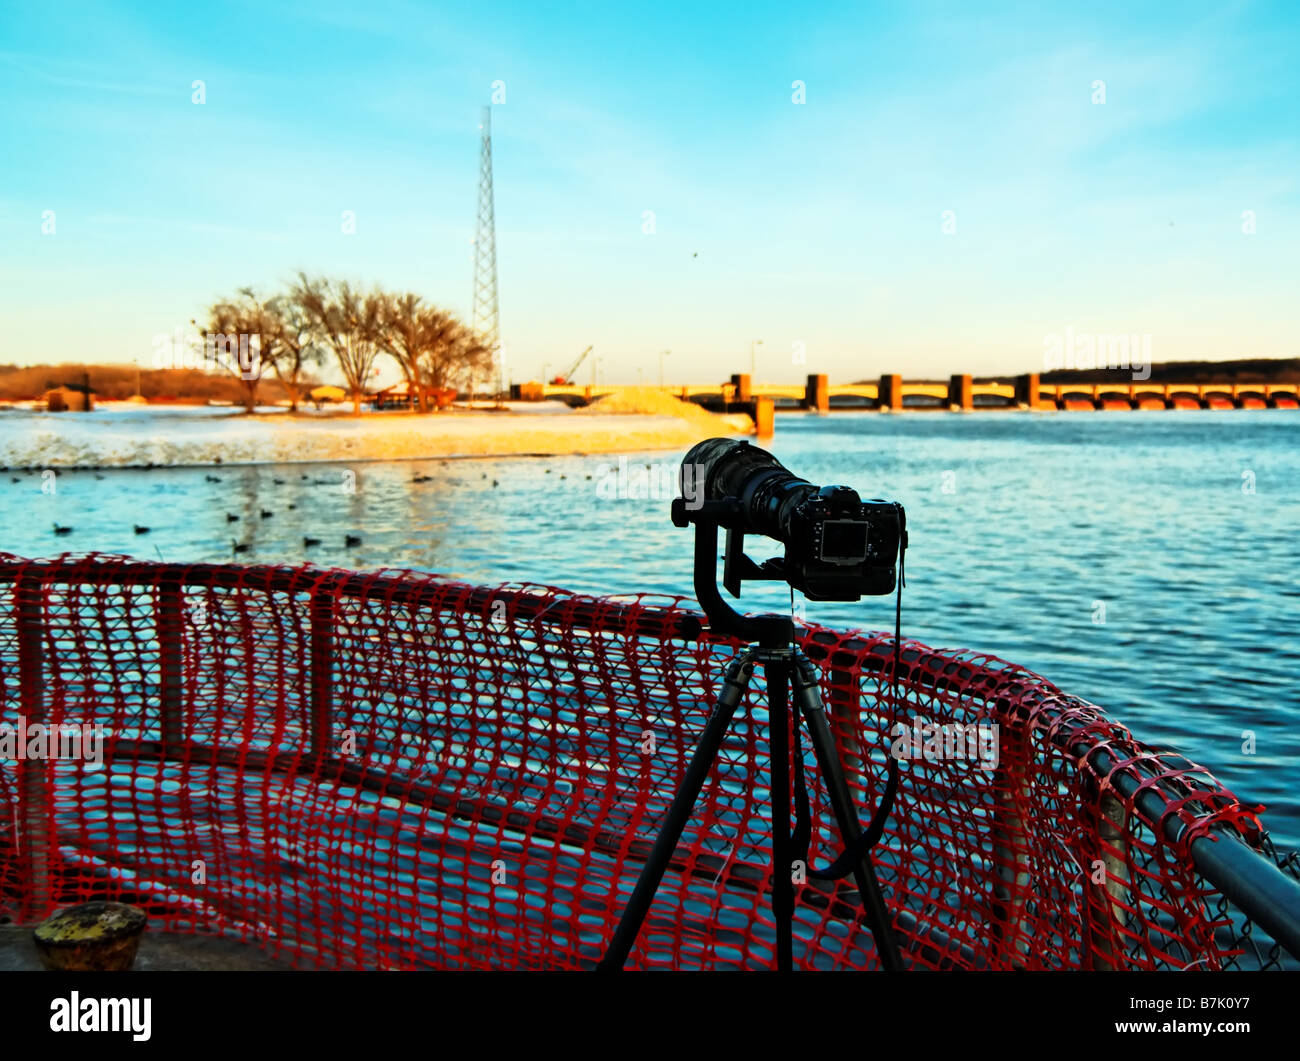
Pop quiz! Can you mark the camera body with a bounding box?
[782,486,901,601]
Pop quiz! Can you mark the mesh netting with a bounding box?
[0,553,1290,970]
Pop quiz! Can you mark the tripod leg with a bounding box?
[759,655,790,967]
[597,651,756,971]
[792,654,904,971]
[765,654,794,972]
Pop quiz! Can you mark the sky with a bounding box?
[1,0,1297,385]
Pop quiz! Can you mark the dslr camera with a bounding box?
[679,438,904,602]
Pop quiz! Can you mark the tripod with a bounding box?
[597,500,905,971]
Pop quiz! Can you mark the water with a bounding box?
[1,407,1296,850]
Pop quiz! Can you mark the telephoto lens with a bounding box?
[681,438,813,542]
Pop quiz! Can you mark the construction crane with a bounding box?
[551,346,592,385]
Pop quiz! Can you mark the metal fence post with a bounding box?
[156,579,185,751]
[990,727,1031,967]
[1085,793,1132,970]
[310,587,334,761]
[15,574,52,922]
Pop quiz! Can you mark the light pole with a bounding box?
[750,338,764,378]
[659,349,671,388]
[541,362,550,385]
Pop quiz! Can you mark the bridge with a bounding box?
[515,373,1300,413]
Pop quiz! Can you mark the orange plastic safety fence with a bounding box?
[0,554,1273,969]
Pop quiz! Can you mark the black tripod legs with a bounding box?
[791,654,904,970]
[764,652,794,972]
[597,645,904,972]
[596,652,756,971]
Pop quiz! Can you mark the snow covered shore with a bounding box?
[0,403,753,469]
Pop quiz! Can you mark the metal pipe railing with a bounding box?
[1072,739,1300,961]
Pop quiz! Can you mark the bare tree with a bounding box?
[425,313,492,399]
[371,293,490,412]
[201,290,281,413]
[291,274,381,415]
[200,277,488,415]
[372,292,431,412]
[263,293,320,412]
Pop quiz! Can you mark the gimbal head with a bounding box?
[670,496,795,648]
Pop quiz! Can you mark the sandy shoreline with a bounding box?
[0,407,755,469]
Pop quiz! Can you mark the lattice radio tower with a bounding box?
[471,106,502,398]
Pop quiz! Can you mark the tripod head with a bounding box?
[671,496,796,648]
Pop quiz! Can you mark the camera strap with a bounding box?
[793,503,907,882]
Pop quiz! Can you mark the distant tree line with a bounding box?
[0,363,296,404]
[202,274,493,414]
[853,358,1300,388]
[1039,358,1300,385]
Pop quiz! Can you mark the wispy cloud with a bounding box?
[0,51,175,96]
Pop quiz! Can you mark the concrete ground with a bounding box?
[0,925,296,971]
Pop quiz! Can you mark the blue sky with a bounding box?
[1,0,1296,384]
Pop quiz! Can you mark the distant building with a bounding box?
[45,386,93,412]
[309,385,347,408]
[370,380,457,410]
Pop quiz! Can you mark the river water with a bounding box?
[1,406,1296,850]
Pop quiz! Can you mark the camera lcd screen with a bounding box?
[820,520,868,562]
